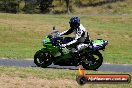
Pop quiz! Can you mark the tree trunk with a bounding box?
[76,0,81,7]
[64,0,70,14]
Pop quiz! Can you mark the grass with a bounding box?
[0,66,131,88]
[73,0,132,15]
[0,13,132,64]
[52,0,132,15]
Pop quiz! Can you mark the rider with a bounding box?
[59,16,90,52]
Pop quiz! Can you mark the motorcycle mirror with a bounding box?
[53,26,55,30]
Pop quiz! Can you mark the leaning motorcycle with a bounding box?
[34,28,108,70]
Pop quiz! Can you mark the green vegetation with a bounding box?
[0,66,131,88]
[0,0,132,14]
[0,0,20,13]
[0,13,132,64]
[0,0,54,13]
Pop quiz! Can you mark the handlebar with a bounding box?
[49,30,61,39]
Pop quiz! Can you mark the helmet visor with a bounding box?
[70,22,79,28]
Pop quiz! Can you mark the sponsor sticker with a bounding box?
[76,66,131,85]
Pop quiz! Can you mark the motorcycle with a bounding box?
[34,27,108,70]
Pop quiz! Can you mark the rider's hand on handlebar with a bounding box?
[61,44,67,48]
[55,33,62,38]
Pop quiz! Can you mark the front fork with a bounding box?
[72,51,85,66]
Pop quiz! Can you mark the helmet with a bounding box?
[69,17,80,28]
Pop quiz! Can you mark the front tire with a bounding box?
[82,51,103,70]
[34,50,53,68]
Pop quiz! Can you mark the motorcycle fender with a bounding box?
[39,48,48,53]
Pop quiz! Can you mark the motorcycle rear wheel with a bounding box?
[82,51,103,70]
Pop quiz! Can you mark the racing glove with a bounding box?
[61,44,67,48]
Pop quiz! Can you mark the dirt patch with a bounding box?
[0,74,84,88]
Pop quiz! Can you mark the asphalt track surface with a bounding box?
[0,59,132,72]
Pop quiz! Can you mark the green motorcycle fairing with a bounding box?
[92,39,104,46]
[41,36,72,60]
[41,36,107,62]
[42,36,60,56]
[91,39,108,50]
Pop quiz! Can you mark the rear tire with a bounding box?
[34,50,53,68]
[82,51,103,70]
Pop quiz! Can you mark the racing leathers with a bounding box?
[59,24,90,52]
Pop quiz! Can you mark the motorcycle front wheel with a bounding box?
[34,50,53,68]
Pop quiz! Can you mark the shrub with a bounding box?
[23,0,39,13]
[0,0,20,13]
[38,0,53,13]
